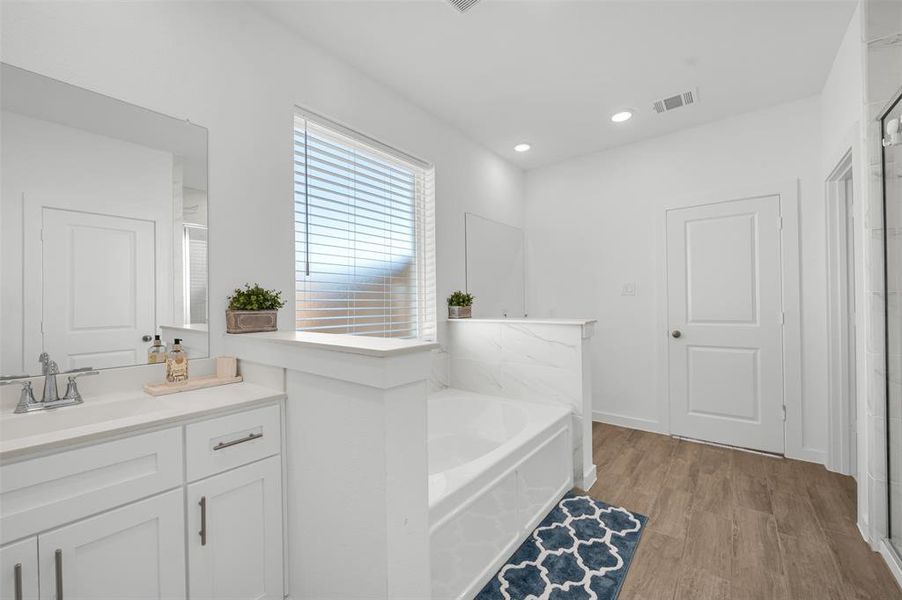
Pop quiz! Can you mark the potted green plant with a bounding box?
[226,283,286,334]
[447,291,474,319]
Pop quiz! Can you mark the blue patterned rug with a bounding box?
[475,492,647,600]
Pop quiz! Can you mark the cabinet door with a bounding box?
[38,489,185,600]
[187,456,283,600]
[1,537,38,600]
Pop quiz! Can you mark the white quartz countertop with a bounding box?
[225,330,440,357]
[0,381,284,461]
[447,318,597,326]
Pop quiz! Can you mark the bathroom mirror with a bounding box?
[464,212,526,318]
[0,64,209,376]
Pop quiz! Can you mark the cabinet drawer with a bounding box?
[0,427,182,544]
[186,404,281,481]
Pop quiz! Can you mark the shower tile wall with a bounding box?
[864,0,902,549]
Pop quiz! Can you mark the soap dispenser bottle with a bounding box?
[166,338,189,383]
[147,335,168,364]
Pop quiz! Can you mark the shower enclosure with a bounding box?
[885,93,902,554]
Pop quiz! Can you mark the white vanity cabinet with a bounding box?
[0,537,38,600]
[0,397,284,600]
[184,404,284,600]
[187,456,283,600]
[37,490,186,600]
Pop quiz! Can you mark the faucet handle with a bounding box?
[61,370,99,404]
[2,379,39,413]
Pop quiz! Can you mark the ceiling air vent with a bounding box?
[447,0,480,12]
[652,89,698,114]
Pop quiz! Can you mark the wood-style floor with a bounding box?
[588,422,902,600]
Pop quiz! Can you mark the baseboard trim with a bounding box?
[580,464,597,491]
[880,539,902,590]
[785,446,828,466]
[591,411,664,434]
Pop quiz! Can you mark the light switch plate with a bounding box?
[621,283,637,296]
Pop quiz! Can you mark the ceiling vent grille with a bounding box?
[447,0,480,12]
[653,89,698,114]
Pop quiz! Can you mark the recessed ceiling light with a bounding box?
[611,111,633,123]
[513,143,531,152]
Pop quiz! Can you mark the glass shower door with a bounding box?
[886,95,902,554]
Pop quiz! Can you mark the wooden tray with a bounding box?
[144,375,243,397]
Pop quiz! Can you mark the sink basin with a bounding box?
[0,396,163,443]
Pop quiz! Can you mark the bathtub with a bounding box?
[428,388,573,600]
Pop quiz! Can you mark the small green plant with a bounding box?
[227,284,286,311]
[447,291,474,307]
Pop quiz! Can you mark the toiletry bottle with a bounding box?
[148,335,168,364]
[166,338,189,383]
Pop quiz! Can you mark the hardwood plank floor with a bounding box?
[587,422,902,600]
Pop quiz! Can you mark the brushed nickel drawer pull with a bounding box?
[55,549,63,600]
[213,432,262,451]
[199,496,207,546]
[14,563,22,600]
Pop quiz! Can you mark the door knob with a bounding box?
[142,335,153,342]
[671,330,682,339]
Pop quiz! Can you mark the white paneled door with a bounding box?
[667,194,785,453]
[42,208,155,370]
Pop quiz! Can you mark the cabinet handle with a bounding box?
[213,432,262,451]
[55,549,63,600]
[13,563,22,600]
[199,496,207,546]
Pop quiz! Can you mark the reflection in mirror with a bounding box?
[464,213,526,318]
[0,64,209,376]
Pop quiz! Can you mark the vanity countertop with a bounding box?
[0,381,284,461]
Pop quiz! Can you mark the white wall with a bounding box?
[0,111,174,374]
[820,3,864,175]
[0,1,525,356]
[524,97,827,461]
[817,0,871,522]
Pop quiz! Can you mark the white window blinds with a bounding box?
[294,112,436,339]
[184,224,208,325]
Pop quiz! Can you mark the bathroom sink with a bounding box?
[0,381,283,459]
[0,395,163,443]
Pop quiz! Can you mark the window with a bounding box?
[183,224,208,325]
[293,112,436,339]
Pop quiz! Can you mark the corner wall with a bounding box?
[524,96,826,461]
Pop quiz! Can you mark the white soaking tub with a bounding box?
[428,388,573,600]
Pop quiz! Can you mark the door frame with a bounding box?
[655,179,804,459]
[825,149,858,475]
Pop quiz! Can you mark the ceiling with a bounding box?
[256,0,856,170]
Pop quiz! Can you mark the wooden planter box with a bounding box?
[226,309,278,334]
[448,305,472,319]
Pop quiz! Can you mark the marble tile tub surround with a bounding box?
[445,318,597,489]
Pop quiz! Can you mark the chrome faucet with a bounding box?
[42,357,60,403]
[1,354,99,413]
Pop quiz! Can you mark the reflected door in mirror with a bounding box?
[41,209,155,370]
